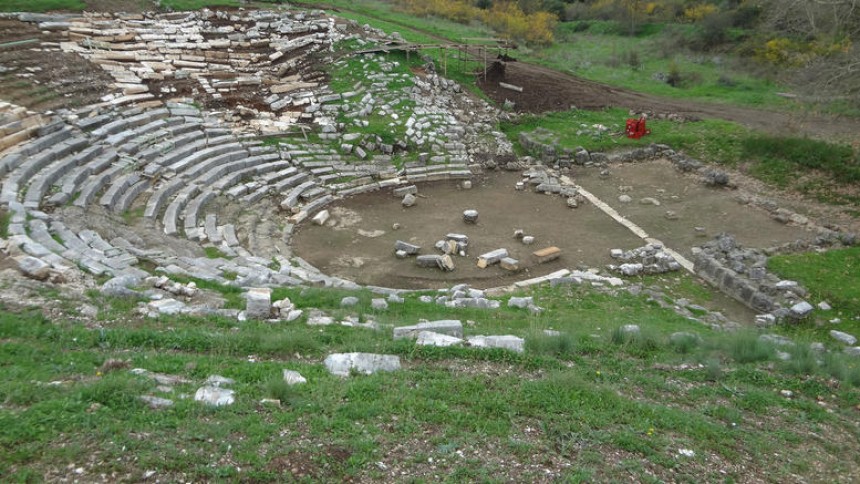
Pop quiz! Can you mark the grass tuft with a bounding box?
[727,333,774,364]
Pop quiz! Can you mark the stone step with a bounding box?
[75,163,126,207]
[183,190,216,234]
[23,144,104,209]
[162,186,199,236]
[115,179,150,213]
[166,140,243,176]
[281,180,315,209]
[100,172,141,208]
[144,177,185,219]
[50,148,119,205]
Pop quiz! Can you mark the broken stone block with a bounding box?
[402,193,416,207]
[466,335,525,353]
[395,250,408,258]
[508,297,533,309]
[194,386,235,406]
[147,298,186,316]
[532,246,561,264]
[394,240,421,255]
[393,185,417,197]
[500,257,519,271]
[830,330,857,346]
[371,298,388,310]
[462,209,478,224]
[416,331,463,347]
[619,263,643,276]
[282,369,307,385]
[307,309,334,325]
[341,296,359,307]
[394,320,463,339]
[245,287,272,320]
[140,395,174,409]
[521,236,535,245]
[15,255,51,281]
[789,301,814,318]
[312,209,330,226]
[477,248,508,268]
[416,254,455,271]
[324,352,401,377]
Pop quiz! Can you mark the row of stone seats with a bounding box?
[0,110,338,288]
[0,102,45,154]
[0,127,88,206]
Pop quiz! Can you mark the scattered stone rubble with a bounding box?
[608,244,682,276]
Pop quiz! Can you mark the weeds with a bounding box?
[727,333,774,363]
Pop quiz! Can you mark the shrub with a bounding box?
[669,333,701,354]
[627,50,641,69]
[692,11,732,50]
[727,333,774,364]
[526,330,577,358]
[704,358,723,381]
[780,345,818,376]
[667,60,683,86]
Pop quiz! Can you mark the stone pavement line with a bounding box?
[559,175,696,273]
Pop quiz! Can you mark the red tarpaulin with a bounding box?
[626,117,651,139]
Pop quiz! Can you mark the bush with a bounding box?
[669,333,701,354]
[627,50,641,69]
[691,12,733,50]
[526,330,577,358]
[727,333,774,364]
[266,376,296,404]
[667,60,683,86]
[780,345,818,376]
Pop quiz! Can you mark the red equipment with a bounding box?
[625,116,651,139]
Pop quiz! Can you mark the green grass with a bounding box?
[168,274,245,309]
[502,107,747,164]
[157,0,239,10]
[120,207,145,225]
[0,0,85,12]
[3,273,860,481]
[768,247,860,338]
[742,136,860,184]
[202,246,229,259]
[0,210,10,238]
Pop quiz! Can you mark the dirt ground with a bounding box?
[291,171,643,289]
[575,159,813,258]
[0,20,115,112]
[290,166,817,290]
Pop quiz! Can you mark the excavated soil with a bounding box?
[477,58,860,142]
[0,20,115,111]
[291,165,817,290]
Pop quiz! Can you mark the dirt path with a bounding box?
[478,60,860,141]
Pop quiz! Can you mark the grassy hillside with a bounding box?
[2,269,860,481]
